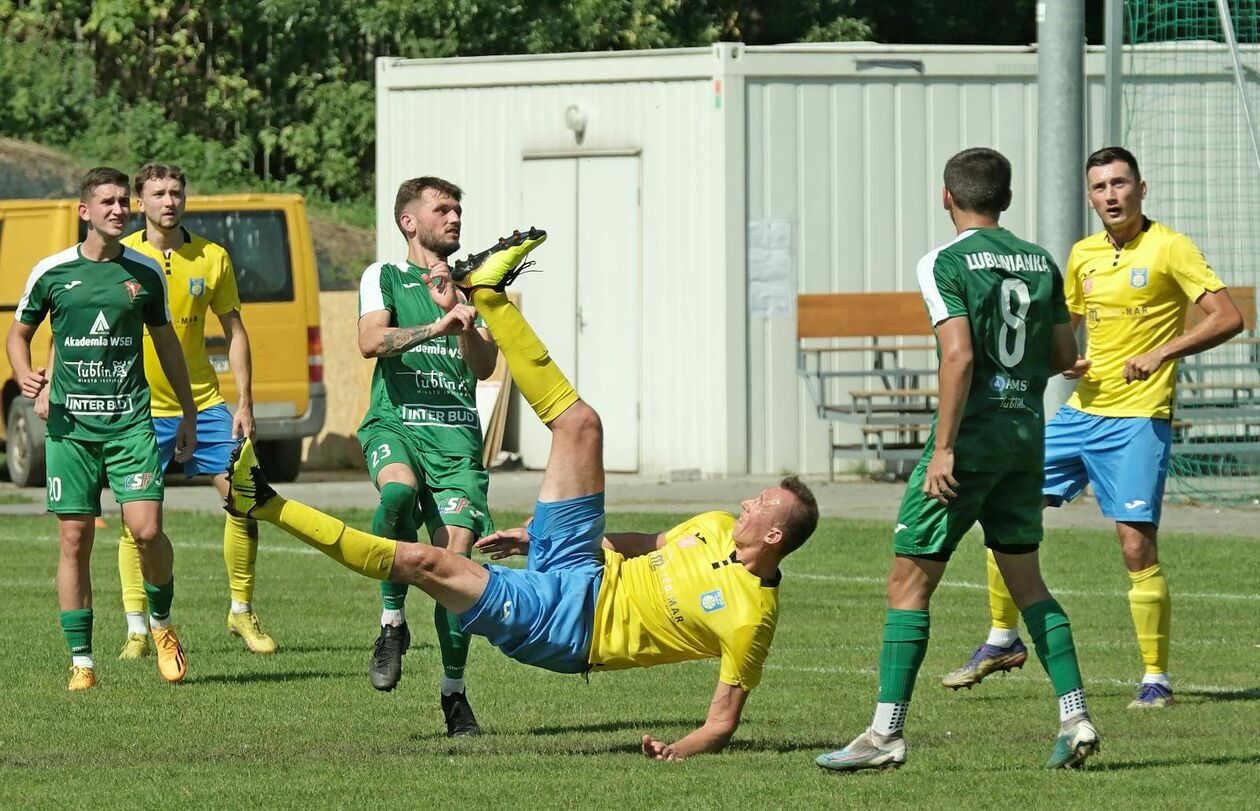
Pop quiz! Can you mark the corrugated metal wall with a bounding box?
[746,54,1111,474]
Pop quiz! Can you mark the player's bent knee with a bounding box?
[127,523,162,547]
[552,400,602,439]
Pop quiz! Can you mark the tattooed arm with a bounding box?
[358,304,478,358]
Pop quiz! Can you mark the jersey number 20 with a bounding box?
[998,278,1030,366]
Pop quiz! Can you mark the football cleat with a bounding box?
[369,622,411,692]
[67,666,97,692]
[816,728,908,772]
[225,438,276,519]
[442,690,482,738]
[152,626,187,683]
[118,632,150,660]
[1044,715,1099,769]
[1128,682,1175,709]
[227,610,278,655]
[451,228,546,292]
[941,639,1028,690]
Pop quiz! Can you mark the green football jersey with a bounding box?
[917,227,1071,471]
[16,244,171,440]
[356,260,482,459]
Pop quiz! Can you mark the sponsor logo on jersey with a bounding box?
[500,600,512,619]
[123,280,141,301]
[90,311,110,335]
[440,497,470,516]
[402,282,424,289]
[64,280,82,290]
[1129,268,1148,288]
[399,404,479,428]
[1082,277,1094,295]
[188,277,206,297]
[894,523,908,534]
[989,374,1028,393]
[63,356,137,383]
[124,472,155,491]
[1124,499,1147,510]
[700,589,726,613]
[399,368,470,395]
[65,394,133,415]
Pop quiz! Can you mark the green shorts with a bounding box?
[360,428,493,539]
[45,430,164,516]
[892,462,1044,561]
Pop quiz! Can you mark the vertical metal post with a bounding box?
[1105,0,1125,145]
[1215,0,1260,175]
[1038,0,1087,418]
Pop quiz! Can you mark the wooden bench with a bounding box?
[798,292,938,478]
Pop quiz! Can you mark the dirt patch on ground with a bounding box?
[0,138,374,289]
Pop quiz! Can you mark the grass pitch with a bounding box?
[1,507,1257,808]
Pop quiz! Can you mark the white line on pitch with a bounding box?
[786,572,1260,602]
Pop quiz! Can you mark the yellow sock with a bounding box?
[118,524,147,615]
[986,549,1020,631]
[471,289,578,424]
[224,514,258,604]
[259,497,396,580]
[1128,564,1170,675]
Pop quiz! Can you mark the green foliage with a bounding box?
[0,1,1073,217]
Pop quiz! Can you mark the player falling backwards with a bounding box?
[8,167,198,690]
[941,146,1243,708]
[225,229,820,755]
[816,148,1098,772]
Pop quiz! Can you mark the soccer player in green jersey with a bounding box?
[815,148,1099,771]
[356,177,498,735]
[7,167,199,690]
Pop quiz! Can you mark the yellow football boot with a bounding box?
[152,626,187,683]
[67,666,97,692]
[227,611,278,655]
[225,438,276,519]
[118,632,150,660]
[451,228,546,291]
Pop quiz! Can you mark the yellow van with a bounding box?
[0,193,324,485]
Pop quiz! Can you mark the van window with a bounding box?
[105,210,295,303]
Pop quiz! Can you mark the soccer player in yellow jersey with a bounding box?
[117,163,274,656]
[224,231,820,754]
[943,147,1244,708]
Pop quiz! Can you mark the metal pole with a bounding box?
[1215,0,1260,175]
[1038,0,1086,418]
[1105,0,1125,145]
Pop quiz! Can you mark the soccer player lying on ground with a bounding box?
[225,228,820,757]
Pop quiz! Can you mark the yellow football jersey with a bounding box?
[1065,220,1225,419]
[121,229,241,416]
[589,511,780,690]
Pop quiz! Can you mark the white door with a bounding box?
[518,155,641,472]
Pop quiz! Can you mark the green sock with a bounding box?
[434,552,472,679]
[877,608,931,703]
[60,608,93,657]
[144,578,175,621]
[1022,598,1084,695]
[374,482,418,612]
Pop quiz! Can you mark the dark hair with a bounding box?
[777,476,820,557]
[134,162,187,196]
[394,176,463,238]
[943,148,1012,216]
[79,166,129,202]
[1086,146,1141,183]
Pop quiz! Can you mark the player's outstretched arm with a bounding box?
[474,526,530,560]
[602,531,667,558]
[642,680,749,761]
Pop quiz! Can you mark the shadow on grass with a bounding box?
[1181,687,1260,702]
[525,719,683,735]
[1095,753,1260,771]
[185,670,344,686]
[280,642,433,656]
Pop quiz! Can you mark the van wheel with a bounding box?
[256,439,303,483]
[7,397,47,488]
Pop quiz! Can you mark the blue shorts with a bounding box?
[153,403,236,478]
[458,492,605,674]
[1043,406,1172,525]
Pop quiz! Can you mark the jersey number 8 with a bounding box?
[998,278,1031,367]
